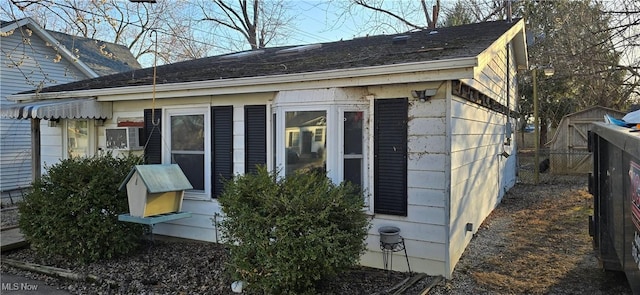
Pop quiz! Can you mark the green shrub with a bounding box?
[18,152,145,264]
[218,167,370,294]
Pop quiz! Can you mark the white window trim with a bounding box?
[338,107,369,178]
[162,105,211,200]
[339,106,371,212]
[274,104,370,210]
[366,95,376,213]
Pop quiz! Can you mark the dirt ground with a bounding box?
[427,175,632,294]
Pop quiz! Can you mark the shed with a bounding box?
[547,106,626,174]
[121,164,193,217]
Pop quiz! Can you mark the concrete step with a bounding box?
[1,227,28,252]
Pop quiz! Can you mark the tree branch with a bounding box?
[354,0,425,30]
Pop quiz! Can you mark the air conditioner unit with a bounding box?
[105,127,143,150]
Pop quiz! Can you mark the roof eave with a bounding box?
[476,19,528,73]
[9,56,478,102]
[511,20,529,68]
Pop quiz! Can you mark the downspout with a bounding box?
[507,43,512,191]
[501,43,511,197]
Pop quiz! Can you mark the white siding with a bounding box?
[362,83,449,275]
[460,43,518,116]
[40,122,63,171]
[1,27,88,193]
[0,119,31,190]
[447,45,518,274]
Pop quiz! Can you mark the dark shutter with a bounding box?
[212,106,233,198]
[143,109,162,164]
[244,105,267,174]
[374,98,408,216]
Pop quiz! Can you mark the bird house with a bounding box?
[120,164,193,217]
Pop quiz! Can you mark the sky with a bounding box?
[280,1,362,44]
[0,0,455,67]
[146,1,378,67]
[3,0,635,71]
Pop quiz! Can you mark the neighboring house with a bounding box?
[547,106,626,174]
[2,19,528,278]
[0,18,140,201]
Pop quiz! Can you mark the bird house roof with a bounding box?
[120,164,193,193]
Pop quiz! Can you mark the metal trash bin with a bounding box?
[589,122,640,292]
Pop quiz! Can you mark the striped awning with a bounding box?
[0,98,112,120]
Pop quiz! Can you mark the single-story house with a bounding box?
[0,17,140,201]
[2,19,528,278]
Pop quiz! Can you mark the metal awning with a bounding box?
[0,98,112,120]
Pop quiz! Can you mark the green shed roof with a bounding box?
[120,164,193,193]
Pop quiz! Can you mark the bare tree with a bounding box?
[2,0,213,65]
[328,0,638,145]
[330,0,510,35]
[197,0,295,51]
[601,0,640,102]
[521,0,635,145]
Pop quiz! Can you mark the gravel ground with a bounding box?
[1,175,634,294]
[1,207,20,228]
[426,176,632,295]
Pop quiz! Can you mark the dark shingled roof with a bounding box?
[2,19,141,76]
[46,31,141,76]
[35,20,521,94]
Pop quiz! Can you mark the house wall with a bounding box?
[40,123,63,170]
[359,82,449,276]
[102,94,273,242]
[1,26,87,198]
[447,44,519,275]
[105,84,453,276]
[31,76,516,280]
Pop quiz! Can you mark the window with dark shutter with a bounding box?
[374,98,408,216]
[143,109,162,164]
[212,106,233,198]
[245,105,267,174]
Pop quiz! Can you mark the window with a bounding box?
[343,111,364,188]
[146,106,237,199]
[274,101,369,207]
[288,132,300,149]
[164,108,210,197]
[171,114,205,190]
[66,120,91,158]
[314,128,323,142]
[285,111,326,175]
